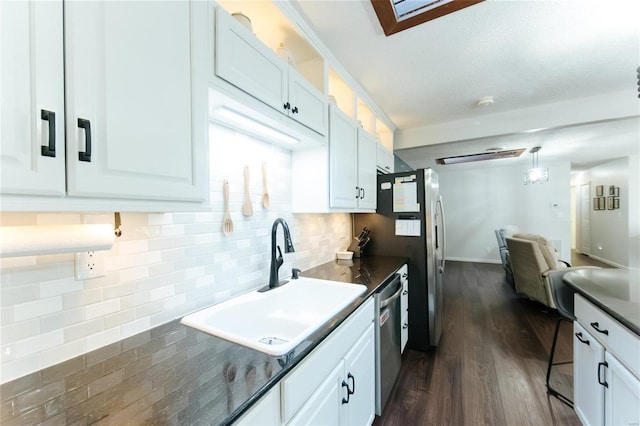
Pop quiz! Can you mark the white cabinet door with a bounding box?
[64,1,207,201]
[288,69,326,135]
[356,128,377,211]
[288,362,344,426]
[215,7,287,115]
[0,0,65,196]
[401,311,409,354]
[343,323,375,426]
[574,322,605,426]
[329,106,358,209]
[605,352,640,426]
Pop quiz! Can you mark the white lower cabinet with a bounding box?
[604,352,640,426]
[234,298,374,425]
[235,385,281,426]
[573,294,640,426]
[288,323,375,426]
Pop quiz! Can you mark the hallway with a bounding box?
[375,261,579,426]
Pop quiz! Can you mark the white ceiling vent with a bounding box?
[436,148,525,165]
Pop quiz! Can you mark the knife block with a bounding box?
[347,237,362,258]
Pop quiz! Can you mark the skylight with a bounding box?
[371,0,485,36]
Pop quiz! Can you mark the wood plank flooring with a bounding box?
[571,249,615,268]
[374,261,580,426]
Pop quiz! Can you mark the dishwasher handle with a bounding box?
[380,280,403,309]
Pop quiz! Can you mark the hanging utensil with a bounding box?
[222,179,233,236]
[262,161,270,209]
[242,165,253,217]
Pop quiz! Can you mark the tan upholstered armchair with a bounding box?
[505,234,594,308]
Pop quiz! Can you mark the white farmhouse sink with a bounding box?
[181,277,367,355]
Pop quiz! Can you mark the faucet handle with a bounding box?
[291,268,301,279]
[276,246,284,268]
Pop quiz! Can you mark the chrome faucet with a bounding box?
[260,218,295,292]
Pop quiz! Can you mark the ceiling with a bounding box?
[290,0,640,171]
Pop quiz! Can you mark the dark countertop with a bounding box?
[563,268,640,336]
[0,256,407,426]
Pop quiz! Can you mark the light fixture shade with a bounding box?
[524,167,549,184]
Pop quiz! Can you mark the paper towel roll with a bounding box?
[0,224,114,258]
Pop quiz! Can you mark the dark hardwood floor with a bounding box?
[375,261,580,426]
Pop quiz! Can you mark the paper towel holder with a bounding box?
[114,212,122,237]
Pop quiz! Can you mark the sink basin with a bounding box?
[181,277,367,355]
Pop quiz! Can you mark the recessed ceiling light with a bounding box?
[477,96,494,107]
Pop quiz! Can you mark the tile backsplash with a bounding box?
[0,124,351,383]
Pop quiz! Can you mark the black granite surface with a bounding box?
[0,256,407,426]
[563,268,640,336]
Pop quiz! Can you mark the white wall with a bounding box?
[572,157,636,268]
[439,160,571,263]
[0,124,351,384]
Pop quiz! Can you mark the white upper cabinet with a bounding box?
[214,6,326,136]
[356,128,378,210]
[329,107,358,209]
[1,0,65,197]
[64,1,207,202]
[1,0,208,210]
[215,7,287,114]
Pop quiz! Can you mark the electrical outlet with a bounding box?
[75,250,105,280]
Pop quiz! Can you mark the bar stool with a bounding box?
[545,270,577,408]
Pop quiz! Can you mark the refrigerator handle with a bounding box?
[437,195,446,273]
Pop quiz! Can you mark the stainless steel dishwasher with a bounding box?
[374,273,403,415]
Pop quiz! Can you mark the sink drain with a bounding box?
[259,337,288,345]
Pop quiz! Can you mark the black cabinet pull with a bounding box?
[361,188,365,199]
[77,118,92,162]
[402,290,408,295]
[590,322,609,335]
[292,106,298,114]
[347,373,355,395]
[575,332,590,345]
[403,323,408,329]
[341,380,350,404]
[40,110,56,157]
[355,186,360,199]
[283,102,291,111]
[598,361,608,388]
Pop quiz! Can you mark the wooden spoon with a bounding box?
[262,161,270,209]
[222,179,233,236]
[242,165,253,216]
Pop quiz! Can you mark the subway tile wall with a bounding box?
[0,124,351,384]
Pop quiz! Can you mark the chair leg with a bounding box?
[546,317,574,408]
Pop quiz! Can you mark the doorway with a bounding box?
[577,183,591,255]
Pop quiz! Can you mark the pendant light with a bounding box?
[524,146,549,185]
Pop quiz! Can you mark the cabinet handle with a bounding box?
[360,188,365,199]
[590,322,609,336]
[598,361,608,388]
[402,290,408,295]
[355,186,360,199]
[77,118,92,162]
[574,332,590,345]
[40,110,56,157]
[347,373,355,395]
[283,102,291,111]
[403,323,408,329]
[292,106,298,114]
[341,380,350,404]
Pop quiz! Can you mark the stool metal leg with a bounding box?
[546,317,574,408]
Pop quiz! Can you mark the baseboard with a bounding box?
[445,257,502,264]
[584,254,627,269]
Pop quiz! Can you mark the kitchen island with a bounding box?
[0,256,406,426]
[563,268,639,336]
[563,268,640,425]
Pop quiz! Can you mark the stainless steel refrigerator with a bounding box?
[354,168,446,350]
